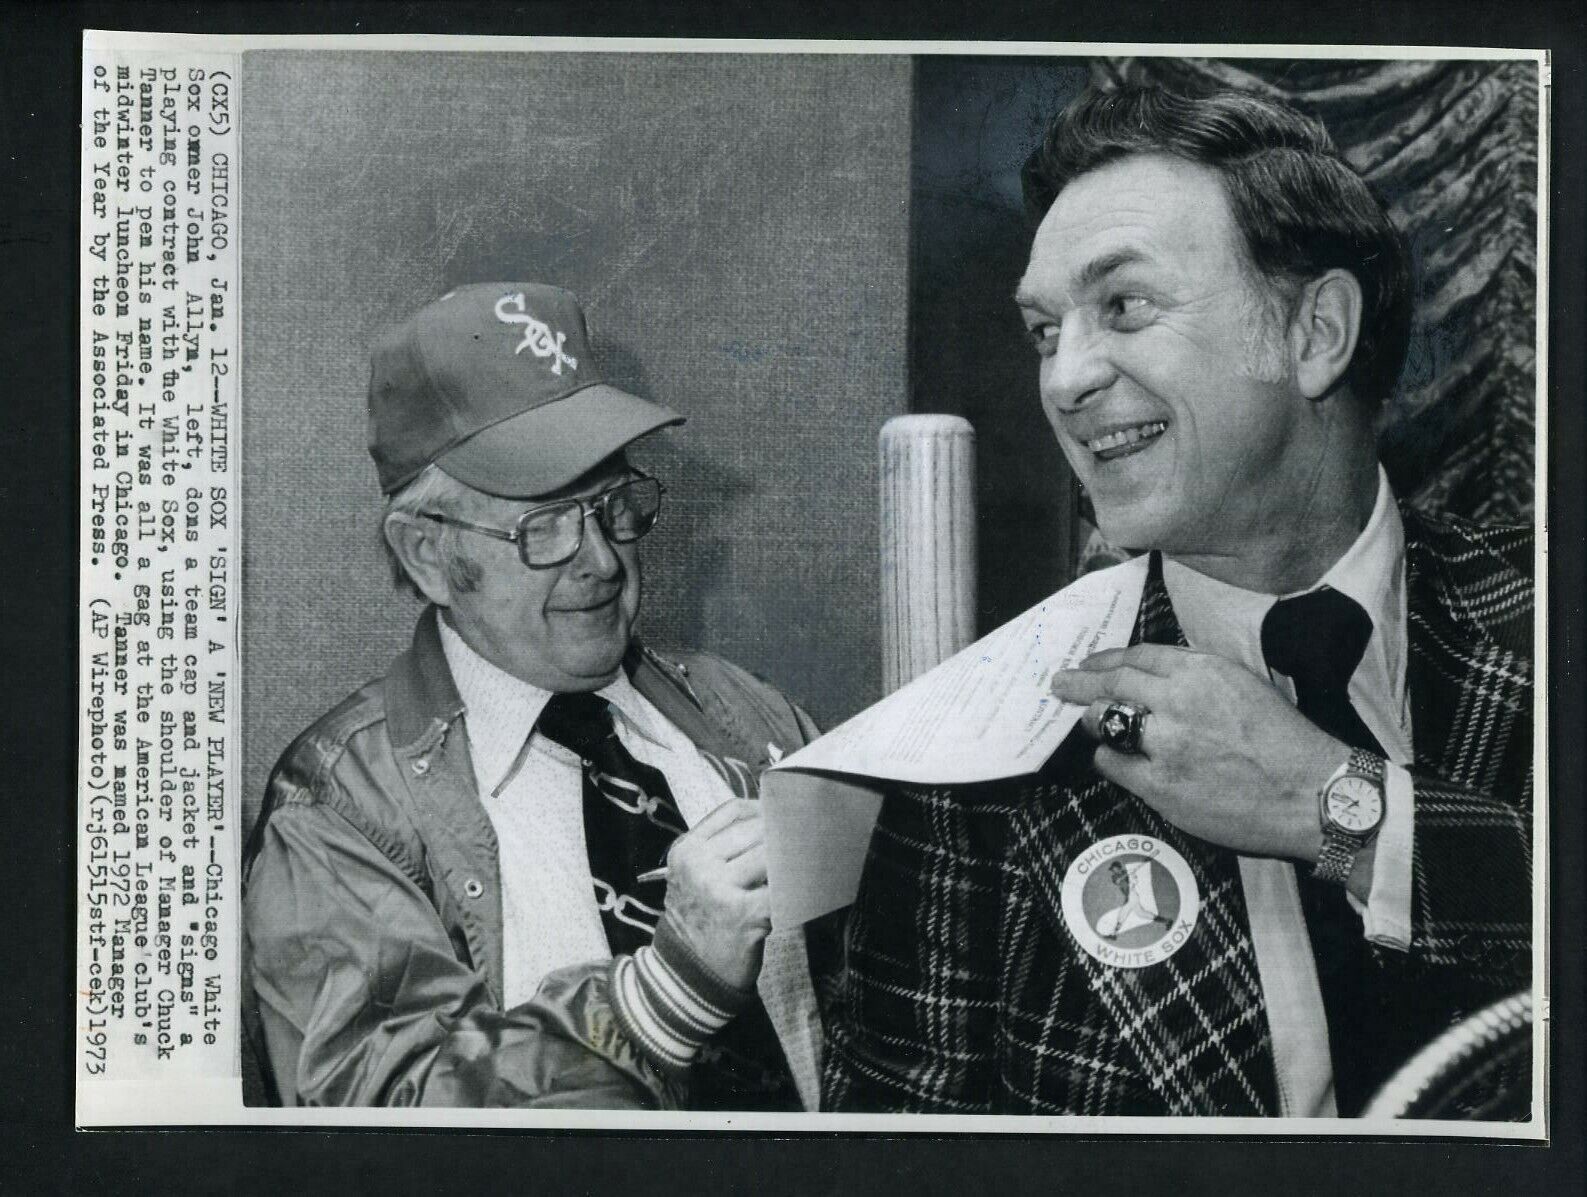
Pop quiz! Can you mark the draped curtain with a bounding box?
[1075,58,1537,571]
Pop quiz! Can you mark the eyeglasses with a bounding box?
[420,474,665,569]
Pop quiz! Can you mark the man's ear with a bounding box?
[384,513,453,608]
[1291,268,1364,401]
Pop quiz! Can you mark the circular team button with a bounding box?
[1060,834,1201,970]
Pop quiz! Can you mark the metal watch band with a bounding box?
[1312,748,1386,886]
[1345,746,1385,784]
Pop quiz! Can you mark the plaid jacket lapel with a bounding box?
[1398,509,1534,976]
[1401,509,1534,787]
[1011,554,1281,1116]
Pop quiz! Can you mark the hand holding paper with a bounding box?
[762,556,1148,927]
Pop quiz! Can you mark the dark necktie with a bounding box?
[1261,586,1405,1116]
[534,691,799,1110]
[536,691,683,956]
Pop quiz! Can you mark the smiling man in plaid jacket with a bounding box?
[823,87,1534,1118]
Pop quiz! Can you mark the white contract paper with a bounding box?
[763,555,1149,927]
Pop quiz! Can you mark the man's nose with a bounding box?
[1042,317,1115,413]
[571,508,622,578]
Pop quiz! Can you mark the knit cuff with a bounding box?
[608,918,755,1075]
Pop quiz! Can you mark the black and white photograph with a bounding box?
[71,32,1553,1143]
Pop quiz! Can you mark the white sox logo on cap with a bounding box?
[494,292,579,375]
[1060,834,1200,969]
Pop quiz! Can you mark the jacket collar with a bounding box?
[385,607,467,749]
[1397,505,1521,774]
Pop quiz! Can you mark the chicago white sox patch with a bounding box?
[494,291,578,375]
[1060,834,1201,969]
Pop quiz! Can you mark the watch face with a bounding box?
[1325,775,1383,833]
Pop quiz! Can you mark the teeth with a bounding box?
[1086,421,1166,453]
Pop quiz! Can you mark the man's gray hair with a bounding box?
[381,463,485,600]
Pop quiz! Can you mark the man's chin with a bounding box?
[1088,507,1159,555]
[554,640,631,688]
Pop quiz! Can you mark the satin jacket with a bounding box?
[243,607,824,1108]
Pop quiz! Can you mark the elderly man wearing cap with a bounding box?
[243,284,826,1109]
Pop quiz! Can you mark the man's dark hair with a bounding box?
[1022,86,1413,409]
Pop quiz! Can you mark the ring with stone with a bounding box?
[1098,700,1149,755]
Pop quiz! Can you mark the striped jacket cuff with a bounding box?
[608,918,755,1075]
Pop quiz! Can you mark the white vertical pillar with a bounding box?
[879,414,977,694]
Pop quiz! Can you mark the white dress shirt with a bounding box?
[437,616,741,1009]
[1160,468,1414,1117]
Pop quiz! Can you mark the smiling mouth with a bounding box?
[1084,421,1167,461]
[555,592,620,615]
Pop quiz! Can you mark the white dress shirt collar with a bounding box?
[1161,466,1407,704]
[436,614,667,794]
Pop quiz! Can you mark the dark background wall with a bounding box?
[909,57,1089,632]
[240,52,912,831]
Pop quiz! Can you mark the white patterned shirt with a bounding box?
[437,616,740,1009]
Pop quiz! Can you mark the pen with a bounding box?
[635,867,669,885]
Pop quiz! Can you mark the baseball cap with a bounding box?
[367,282,684,496]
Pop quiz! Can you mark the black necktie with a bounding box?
[534,691,799,1109]
[1261,587,1385,761]
[536,692,683,956]
[1261,586,1404,1116]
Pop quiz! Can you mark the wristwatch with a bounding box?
[1313,747,1387,886]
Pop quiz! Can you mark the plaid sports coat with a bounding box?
[823,508,1533,1116]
